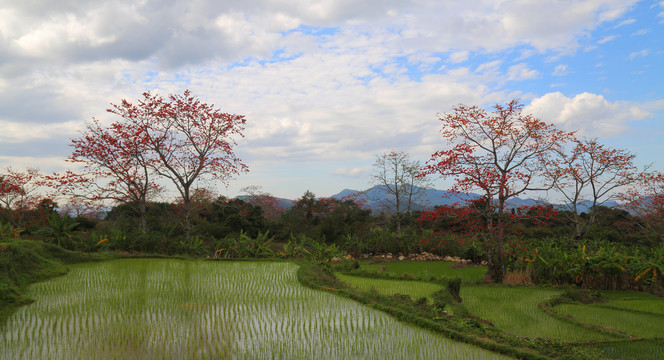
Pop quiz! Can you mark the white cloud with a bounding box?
[448,51,469,63]
[0,155,72,173]
[0,119,81,143]
[507,63,539,81]
[332,167,367,178]
[631,29,649,36]
[525,92,651,137]
[613,18,635,28]
[629,49,650,59]
[552,64,568,76]
[597,35,618,44]
[0,0,642,70]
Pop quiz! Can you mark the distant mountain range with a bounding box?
[241,185,620,213]
[237,184,624,215]
[329,185,546,212]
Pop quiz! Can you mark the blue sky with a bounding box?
[0,0,662,201]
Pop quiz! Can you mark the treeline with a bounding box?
[1,185,662,291]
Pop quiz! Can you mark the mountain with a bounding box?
[330,185,551,212]
[554,200,621,213]
[236,186,619,214]
[331,185,477,212]
[236,195,295,209]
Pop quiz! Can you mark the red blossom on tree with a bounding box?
[621,171,664,244]
[546,138,637,242]
[241,186,284,220]
[108,90,247,238]
[0,168,47,231]
[422,99,573,282]
[58,118,161,231]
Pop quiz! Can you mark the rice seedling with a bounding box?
[0,259,510,359]
[582,340,664,360]
[461,285,609,340]
[555,303,664,338]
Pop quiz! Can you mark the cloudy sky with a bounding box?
[1,0,663,200]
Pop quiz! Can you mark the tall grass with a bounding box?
[336,273,444,301]
[0,259,510,359]
[360,260,486,284]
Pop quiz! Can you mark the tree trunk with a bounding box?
[139,201,147,232]
[183,188,192,239]
[484,192,506,283]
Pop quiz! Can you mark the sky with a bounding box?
[1,0,663,201]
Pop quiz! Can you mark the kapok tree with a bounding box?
[241,186,283,220]
[621,171,664,245]
[64,118,161,231]
[108,90,247,238]
[422,99,573,283]
[547,138,637,243]
[0,167,46,232]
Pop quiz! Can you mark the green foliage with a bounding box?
[0,240,105,311]
[278,194,372,246]
[198,198,269,239]
[508,237,664,291]
[0,222,13,238]
[215,230,275,258]
[447,277,462,302]
[35,213,79,248]
[275,233,342,262]
[178,235,207,256]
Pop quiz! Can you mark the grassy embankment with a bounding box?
[0,238,110,319]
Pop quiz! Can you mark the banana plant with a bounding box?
[36,213,79,248]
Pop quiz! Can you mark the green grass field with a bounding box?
[1,259,511,360]
[360,260,487,284]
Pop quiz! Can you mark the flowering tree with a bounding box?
[547,138,637,242]
[0,167,46,231]
[108,90,247,238]
[241,186,283,220]
[621,171,664,244]
[422,99,573,282]
[64,118,160,231]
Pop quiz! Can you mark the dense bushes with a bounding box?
[509,238,664,291]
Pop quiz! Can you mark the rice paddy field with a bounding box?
[0,259,511,360]
[337,261,664,359]
[461,286,610,341]
[554,291,664,339]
